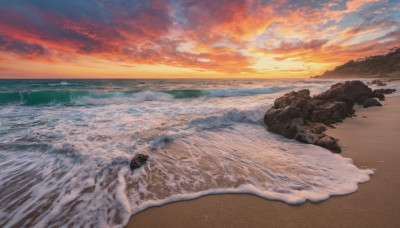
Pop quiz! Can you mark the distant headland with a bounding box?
[313,47,400,79]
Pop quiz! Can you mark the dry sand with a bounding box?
[127,94,400,228]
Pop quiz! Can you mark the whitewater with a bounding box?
[1,78,390,227]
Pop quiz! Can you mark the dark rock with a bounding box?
[264,90,314,139]
[363,98,382,108]
[130,154,149,170]
[372,88,396,101]
[371,79,386,86]
[374,88,396,94]
[315,135,341,153]
[356,96,370,104]
[309,123,327,134]
[315,81,373,101]
[310,101,353,125]
[372,91,385,101]
[264,81,383,153]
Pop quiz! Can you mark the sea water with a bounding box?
[1,78,392,227]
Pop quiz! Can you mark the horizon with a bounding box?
[1,0,399,79]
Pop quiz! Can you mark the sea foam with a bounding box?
[127,124,373,215]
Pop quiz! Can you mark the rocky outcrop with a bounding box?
[264,81,386,153]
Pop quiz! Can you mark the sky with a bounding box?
[0,0,399,79]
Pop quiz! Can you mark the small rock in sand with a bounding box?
[130,154,149,170]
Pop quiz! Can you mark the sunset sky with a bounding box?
[0,0,399,78]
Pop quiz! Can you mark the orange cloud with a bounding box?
[0,0,398,78]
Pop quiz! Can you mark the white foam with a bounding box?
[72,91,174,105]
[126,124,373,215]
[48,81,76,86]
[187,107,265,129]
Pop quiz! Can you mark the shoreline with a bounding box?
[127,93,400,228]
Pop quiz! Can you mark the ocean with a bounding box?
[0,78,385,227]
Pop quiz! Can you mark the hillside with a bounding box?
[313,48,400,78]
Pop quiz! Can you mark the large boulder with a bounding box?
[314,80,374,101]
[264,81,384,152]
[265,90,314,139]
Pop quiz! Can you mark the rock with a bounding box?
[372,88,396,101]
[315,81,374,102]
[356,96,369,104]
[372,91,385,101]
[264,89,314,139]
[315,135,341,153]
[264,81,383,153]
[310,101,352,125]
[371,79,387,86]
[130,154,149,170]
[374,88,396,94]
[363,98,382,108]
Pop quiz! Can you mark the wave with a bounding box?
[201,86,295,97]
[163,89,203,98]
[26,81,83,87]
[0,90,170,106]
[150,106,268,149]
[0,86,295,106]
[164,87,293,98]
[187,107,266,130]
[0,91,90,105]
[73,91,173,105]
[48,81,78,86]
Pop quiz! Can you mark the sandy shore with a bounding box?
[127,94,400,228]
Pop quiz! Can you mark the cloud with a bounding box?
[0,34,47,58]
[0,0,398,77]
[270,39,329,52]
[343,16,398,37]
[273,56,287,61]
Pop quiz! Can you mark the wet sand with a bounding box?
[127,94,400,228]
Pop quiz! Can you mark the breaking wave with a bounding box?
[0,87,296,106]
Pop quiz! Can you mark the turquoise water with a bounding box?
[0,79,302,105]
[0,79,375,228]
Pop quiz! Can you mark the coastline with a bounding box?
[127,93,400,228]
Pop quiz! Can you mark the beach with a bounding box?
[127,93,400,228]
